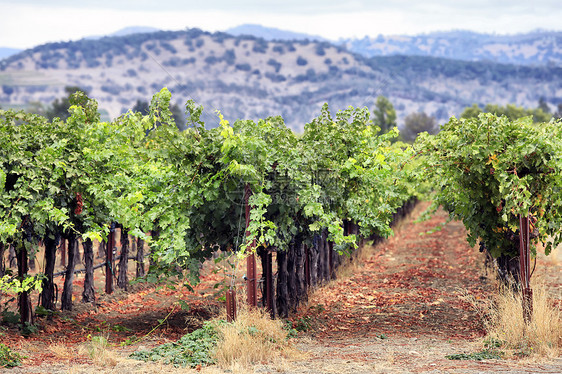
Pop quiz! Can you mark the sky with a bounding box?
[1,0,561,49]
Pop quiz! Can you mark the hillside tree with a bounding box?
[372,96,397,133]
[46,86,89,121]
[461,103,552,123]
[401,112,437,142]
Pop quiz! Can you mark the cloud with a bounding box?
[4,0,562,14]
[0,1,560,49]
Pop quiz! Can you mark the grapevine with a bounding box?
[415,113,562,280]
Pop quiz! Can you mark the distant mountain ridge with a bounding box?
[226,24,562,66]
[0,27,560,131]
[85,26,161,40]
[342,29,562,66]
[225,24,326,42]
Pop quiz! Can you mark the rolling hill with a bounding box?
[0,28,560,131]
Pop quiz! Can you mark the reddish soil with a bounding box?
[1,201,561,373]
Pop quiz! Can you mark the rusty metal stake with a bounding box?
[226,289,237,322]
[247,253,257,306]
[245,184,258,307]
[519,215,533,323]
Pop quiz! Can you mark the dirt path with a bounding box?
[4,202,561,373]
[274,202,562,373]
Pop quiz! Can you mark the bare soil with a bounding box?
[2,202,561,373]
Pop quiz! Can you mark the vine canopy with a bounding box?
[415,113,562,258]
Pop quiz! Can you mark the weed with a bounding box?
[1,309,19,325]
[111,324,131,332]
[0,343,26,368]
[34,305,55,318]
[283,321,299,339]
[310,304,326,314]
[483,337,504,349]
[447,335,505,360]
[20,321,38,336]
[446,348,504,361]
[130,322,218,368]
[293,316,312,332]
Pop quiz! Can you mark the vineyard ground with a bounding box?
[2,202,561,373]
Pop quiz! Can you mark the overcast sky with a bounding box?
[1,0,560,49]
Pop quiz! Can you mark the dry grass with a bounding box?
[213,302,300,370]
[78,335,118,367]
[48,342,76,360]
[482,283,562,358]
[334,240,377,279]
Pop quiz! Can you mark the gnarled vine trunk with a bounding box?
[61,234,77,311]
[295,239,308,307]
[9,244,16,268]
[82,239,95,303]
[276,250,289,318]
[287,241,297,313]
[136,237,145,278]
[117,229,129,290]
[16,244,32,325]
[0,243,4,304]
[40,234,58,313]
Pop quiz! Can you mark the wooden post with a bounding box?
[519,215,533,323]
[244,184,257,307]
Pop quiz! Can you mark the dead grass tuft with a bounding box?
[78,335,118,367]
[213,303,299,369]
[482,283,562,358]
[47,342,76,360]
